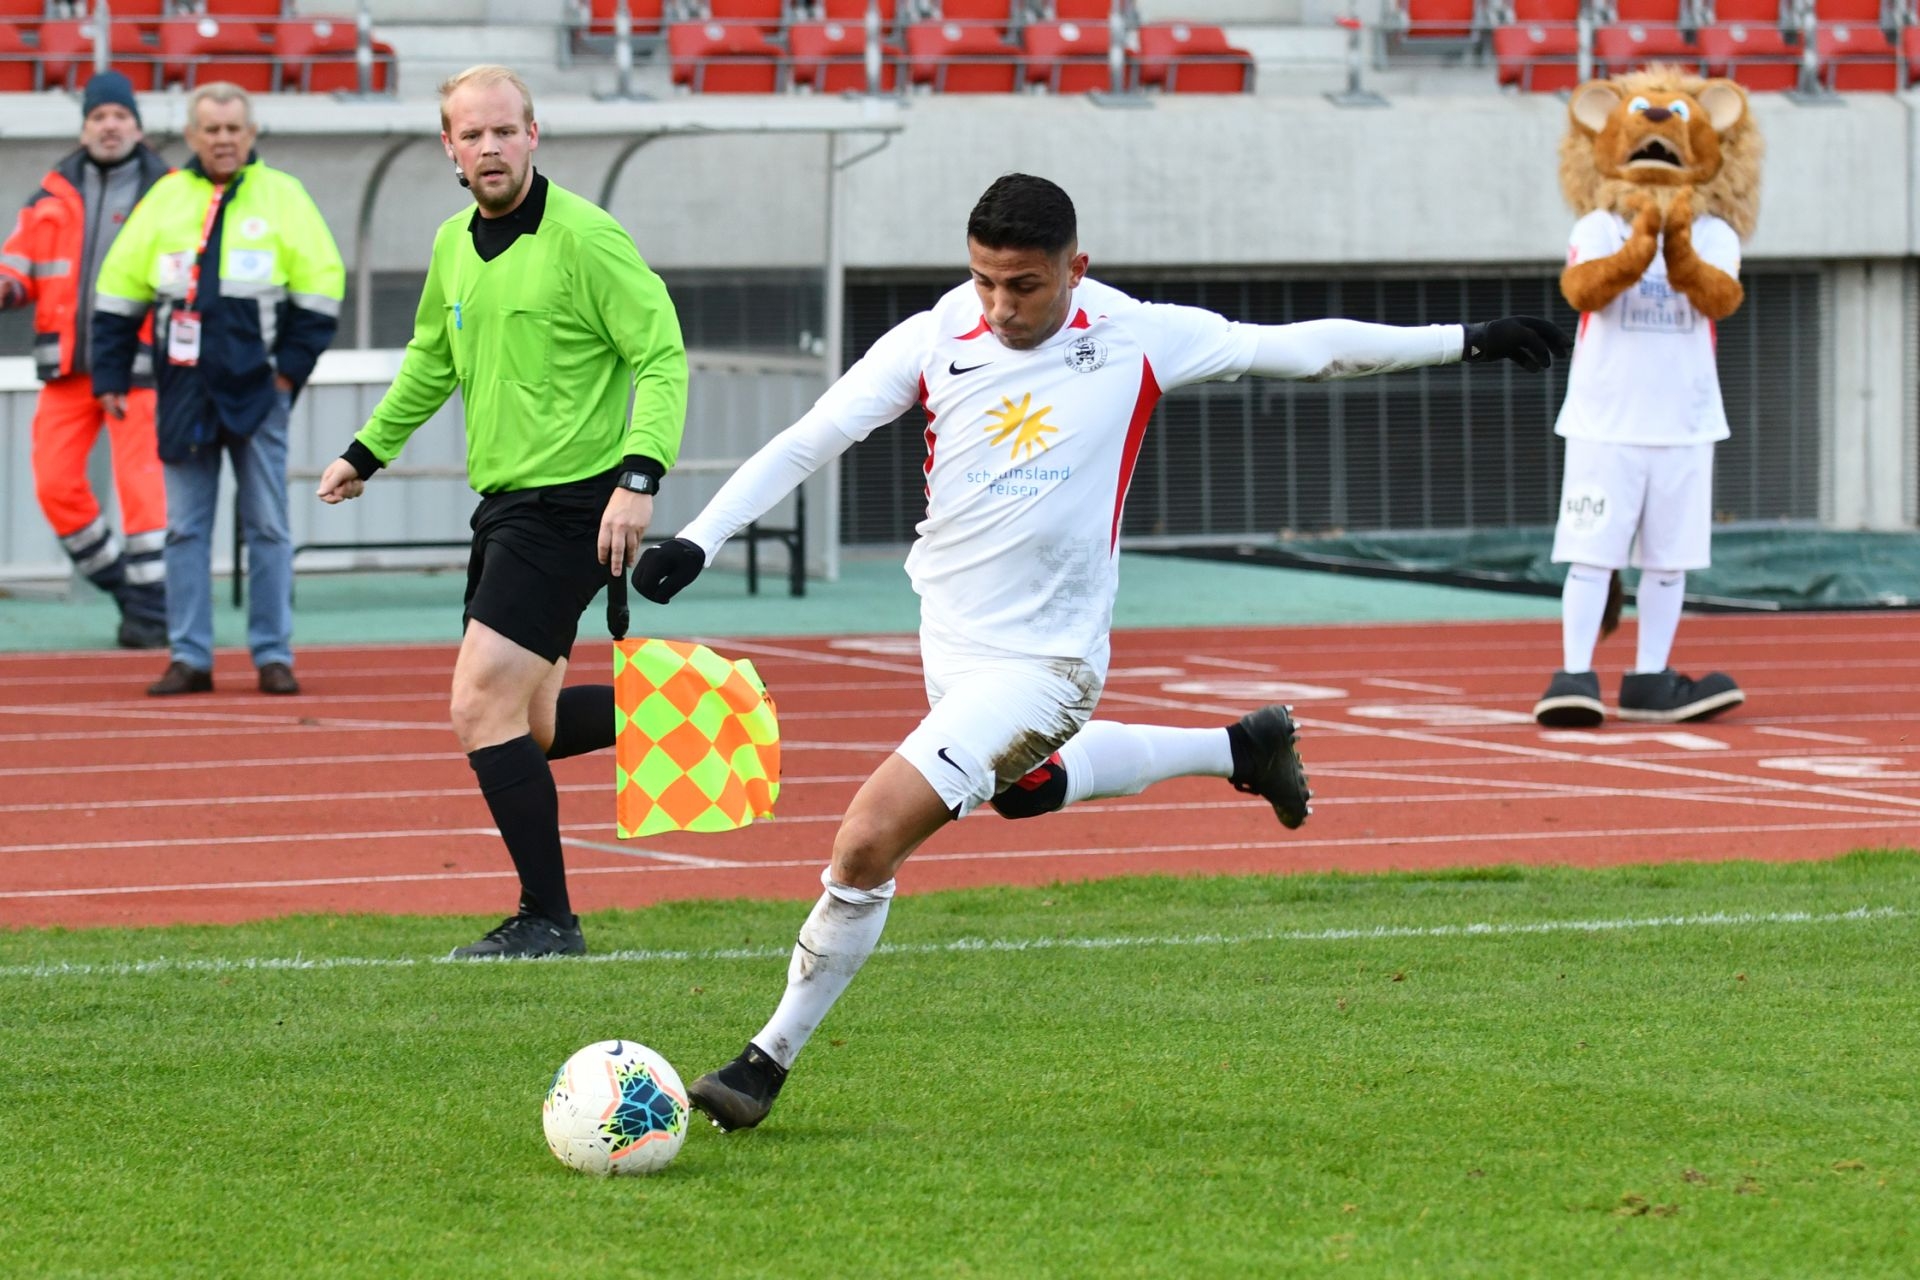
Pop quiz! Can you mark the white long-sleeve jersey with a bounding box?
[679,277,1461,661]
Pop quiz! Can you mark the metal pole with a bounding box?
[356,0,374,96]
[1576,6,1592,82]
[614,0,634,99]
[865,0,882,95]
[1108,0,1125,94]
[92,0,110,78]
[820,132,844,583]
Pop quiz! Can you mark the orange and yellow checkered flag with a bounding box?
[613,638,780,838]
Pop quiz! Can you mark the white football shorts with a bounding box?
[1550,437,1716,571]
[896,615,1105,819]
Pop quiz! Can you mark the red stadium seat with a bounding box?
[275,17,396,93]
[821,0,898,26]
[1132,22,1253,92]
[1492,22,1581,90]
[1812,0,1880,20]
[1614,0,1682,21]
[1592,21,1699,75]
[1697,21,1801,90]
[1403,0,1478,40]
[939,0,1015,29]
[708,0,786,36]
[585,0,665,38]
[1511,0,1579,20]
[37,19,157,91]
[1817,21,1896,89]
[905,20,1019,90]
[668,20,783,92]
[1021,20,1112,92]
[0,0,45,16]
[1053,0,1118,18]
[104,0,169,31]
[1906,24,1920,83]
[787,20,900,91]
[0,24,35,93]
[158,17,276,91]
[202,0,285,15]
[1709,0,1781,20]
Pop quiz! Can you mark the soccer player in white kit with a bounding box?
[631,174,1572,1132]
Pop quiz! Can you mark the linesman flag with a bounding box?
[613,638,780,838]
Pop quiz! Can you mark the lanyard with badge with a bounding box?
[167,185,226,367]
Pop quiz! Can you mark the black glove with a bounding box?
[1462,316,1573,372]
[632,537,706,604]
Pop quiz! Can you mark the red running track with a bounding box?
[1,612,1916,929]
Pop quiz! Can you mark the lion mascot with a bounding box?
[1532,65,1760,729]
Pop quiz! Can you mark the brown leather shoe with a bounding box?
[148,661,213,697]
[257,662,300,695]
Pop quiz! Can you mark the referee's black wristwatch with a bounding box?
[616,470,660,496]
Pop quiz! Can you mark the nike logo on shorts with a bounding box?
[936,747,967,773]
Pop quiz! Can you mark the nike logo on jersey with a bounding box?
[949,361,991,376]
[936,747,967,773]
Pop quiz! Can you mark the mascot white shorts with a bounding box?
[897,614,1104,819]
[1550,437,1715,571]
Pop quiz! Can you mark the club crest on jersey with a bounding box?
[1064,336,1108,373]
[984,392,1059,461]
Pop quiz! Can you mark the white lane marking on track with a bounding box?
[1541,731,1728,752]
[1363,678,1468,695]
[6,819,1915,899]
[0,906,1902,981]
[1753,726,1873,746]
[1758,757,1920,782]
[559,838,741,868]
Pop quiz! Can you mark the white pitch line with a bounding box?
[560,837,742,868]
[0,905,1903,981]
[4,817,1914,899]
[1752,726,1874,746]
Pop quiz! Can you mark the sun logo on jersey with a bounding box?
[983,393,1058,461]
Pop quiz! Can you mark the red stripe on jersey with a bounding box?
[955,316,991,340]
[1577,312,1592,342]
[919,373,935,498]
[1708,318,1717,350]
[1068,308,1090,330]
[1110,358,1162,553]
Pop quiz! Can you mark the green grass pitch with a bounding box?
[5,852,1918,1278]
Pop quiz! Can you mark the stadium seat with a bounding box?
[1812,0,1881,20]
[939,0,1016,31]
[585,0,666,38]
[1403,0,1479,40]
[1132,22,1253,92]
[905,20,1019,90]
[1021,20,1113,91]
[0,0,44,16]
[668,20,783,91]
[275,17,396,93]
[1906,23,1920,83]
[0,24,34,93]
[788,20,901,91]
[821,0,899,27]
[708,0,786,36]
[36,19,157,90]
[1708,0,1782,19]
[1592,21,1699,74]
[1817,21,1896,88]
[202,0,286,15]
[105,0,169,31]
[1613,0,1684,21]
[1697,21,1802,89]
[1053,0,1120,19]
[1512,0,1580,20]
[1491,22,1581,90]
[158,17,276,91]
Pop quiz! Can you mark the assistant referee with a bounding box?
[317,64,687,959]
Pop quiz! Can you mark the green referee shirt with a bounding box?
[356,174,687,493]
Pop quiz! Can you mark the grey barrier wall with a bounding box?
[0,349,828,586]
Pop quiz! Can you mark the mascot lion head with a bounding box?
[1559,64,1762,240]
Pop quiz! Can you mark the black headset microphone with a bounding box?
[452,160,469,189]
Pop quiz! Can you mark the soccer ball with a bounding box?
[542,1040,689,1175]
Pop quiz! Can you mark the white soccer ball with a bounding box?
[542,1039,689,1176]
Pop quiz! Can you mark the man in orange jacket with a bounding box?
[0,72,170,648]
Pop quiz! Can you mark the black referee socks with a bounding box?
[468,734,573,926]
[545,685,616,760]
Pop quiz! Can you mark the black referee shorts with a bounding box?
[464,468,619,663]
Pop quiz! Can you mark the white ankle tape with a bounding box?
[822,872,896,905]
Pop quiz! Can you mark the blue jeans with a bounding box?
[161,390,292,672]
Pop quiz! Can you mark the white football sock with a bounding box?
[1055,720,1235,805]
[1634,570,1686,673]
[1561,563,1612,672]
[751,872,894,1070]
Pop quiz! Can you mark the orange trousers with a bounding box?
[31,376,165,539]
